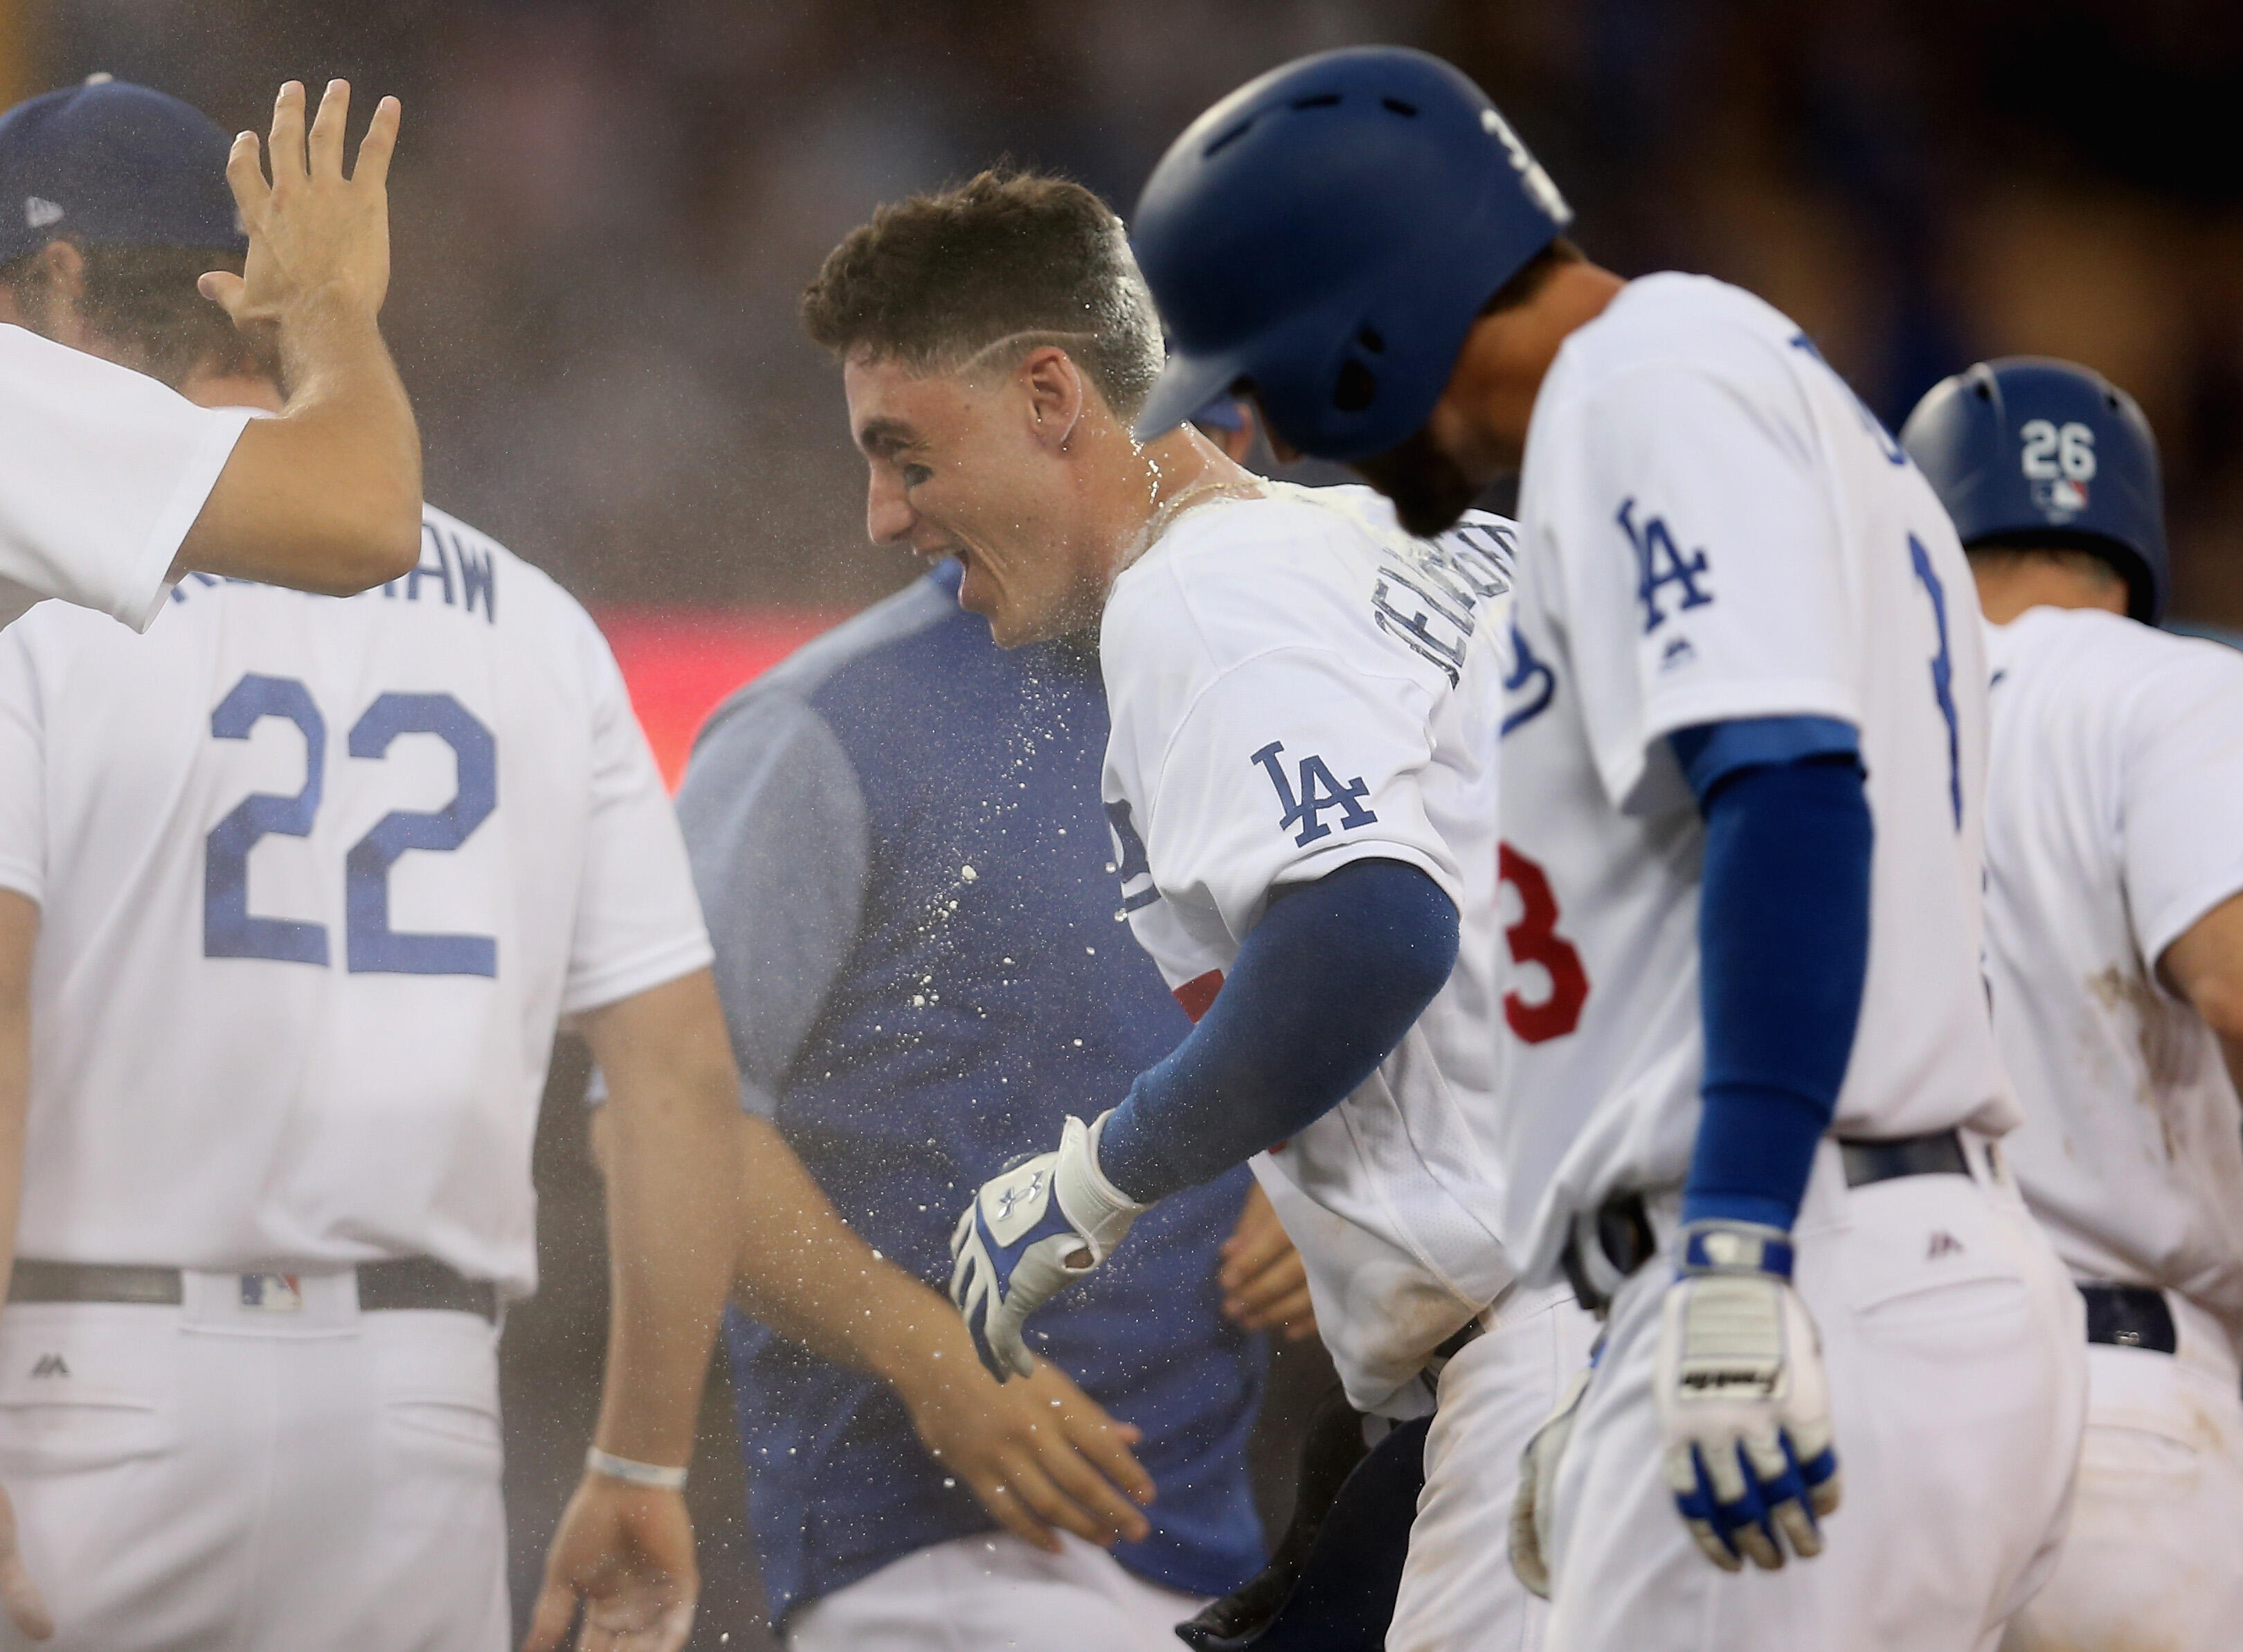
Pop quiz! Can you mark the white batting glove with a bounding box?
[1508,1357,1594,1599]
[1653,1221,1841,1572]
[948,1113,1146,1382]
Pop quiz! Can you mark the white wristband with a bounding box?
[585,1446,688,1491]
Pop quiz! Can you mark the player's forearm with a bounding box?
[172,305,422,595]
[1676,725,1873,1230]
[1097,857,1459,1203]
[584,973,744,1469]
[730,1111,977,1391]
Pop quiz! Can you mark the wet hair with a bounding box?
[0,239,271,393]
[802,169,1164,420]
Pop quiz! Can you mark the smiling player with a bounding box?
[803,171,1590,1652]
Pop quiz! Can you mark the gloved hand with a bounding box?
[1508,1358,1594,1599]
[1653,1221,1840,1572]
[948,1113,1146,1382]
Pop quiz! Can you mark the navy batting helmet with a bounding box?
[1130,47,1571,462]
[1899,357,2168,625]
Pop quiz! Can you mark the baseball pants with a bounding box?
[1387,1280,1597,1652]
[0,1269,508,1652]
[2002,1290,2243,1652]
[1542,1135,2087,1652]
[786,1530,1206,1652]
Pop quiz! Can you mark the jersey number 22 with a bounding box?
[204,672,498,977]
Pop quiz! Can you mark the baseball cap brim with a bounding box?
[1133,349,1244,445]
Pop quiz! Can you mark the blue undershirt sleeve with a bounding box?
[1670,716,1873,1232]
[1097,859,1460,1205]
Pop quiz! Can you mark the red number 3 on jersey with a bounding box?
[1499,843,1589,1043]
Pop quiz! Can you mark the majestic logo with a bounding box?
[28,1353,68,1379]
[1616,499,1713,634]
[1252,742,1377,847]
[1926,1231,1965,1260]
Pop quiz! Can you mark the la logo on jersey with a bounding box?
[1616,499,1713,634]
[1252,742,1377,847]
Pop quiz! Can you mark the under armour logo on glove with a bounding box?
[1653,1220,1841,1572]
[948,1113,1146,1382]
[993,1172,1045,1225]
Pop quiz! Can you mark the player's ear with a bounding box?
[0,240,86,332]
[1020,345,1086,455]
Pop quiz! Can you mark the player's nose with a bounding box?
[866,469,916,546]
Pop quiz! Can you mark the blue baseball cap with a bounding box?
[0,76,244,268]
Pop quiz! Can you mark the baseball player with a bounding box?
[1127,46,2086,1651]
[1900,358,2243,1652]
[0,85,739,1652]
[800,169,1592,1652]
[0,76,421,616]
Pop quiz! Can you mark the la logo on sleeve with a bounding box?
[1252,742,1377,846]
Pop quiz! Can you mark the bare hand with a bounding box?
[897,1331,1155,1554]
[1220,1182,1316,1339]
[0,1479,51,1640]
[199,80,400,330]
[523,1477,695,1652]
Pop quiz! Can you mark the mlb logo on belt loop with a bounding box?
[240,1273,303,1312]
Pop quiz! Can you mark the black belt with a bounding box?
[8,1256,498,1323]
[1561,1127,1974,1313]
[2079,1283,2176,1354]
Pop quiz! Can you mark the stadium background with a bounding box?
[0,0,2237,1643]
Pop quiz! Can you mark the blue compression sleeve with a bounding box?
[1670,717,1873,1232]
[1097,859,1460,1204]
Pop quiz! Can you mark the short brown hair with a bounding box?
[802,170,1164,420]
[0,240,273,393]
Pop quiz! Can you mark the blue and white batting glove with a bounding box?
[1652,1221,1841,1572]
[948,1112,1146,1383]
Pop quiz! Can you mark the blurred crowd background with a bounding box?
[8,0,2240,1643]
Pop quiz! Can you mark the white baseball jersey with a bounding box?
[0,324,251,629]
[1982,606,2243,1329]
[1499,273,2015,1284]
[0,504,711,1298]
[1101,481,1513,1414]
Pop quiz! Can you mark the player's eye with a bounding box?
[902,463,934,490]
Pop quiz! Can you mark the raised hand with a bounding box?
[199,79,400,332]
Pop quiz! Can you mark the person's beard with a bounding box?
[1350,424,1487,537]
